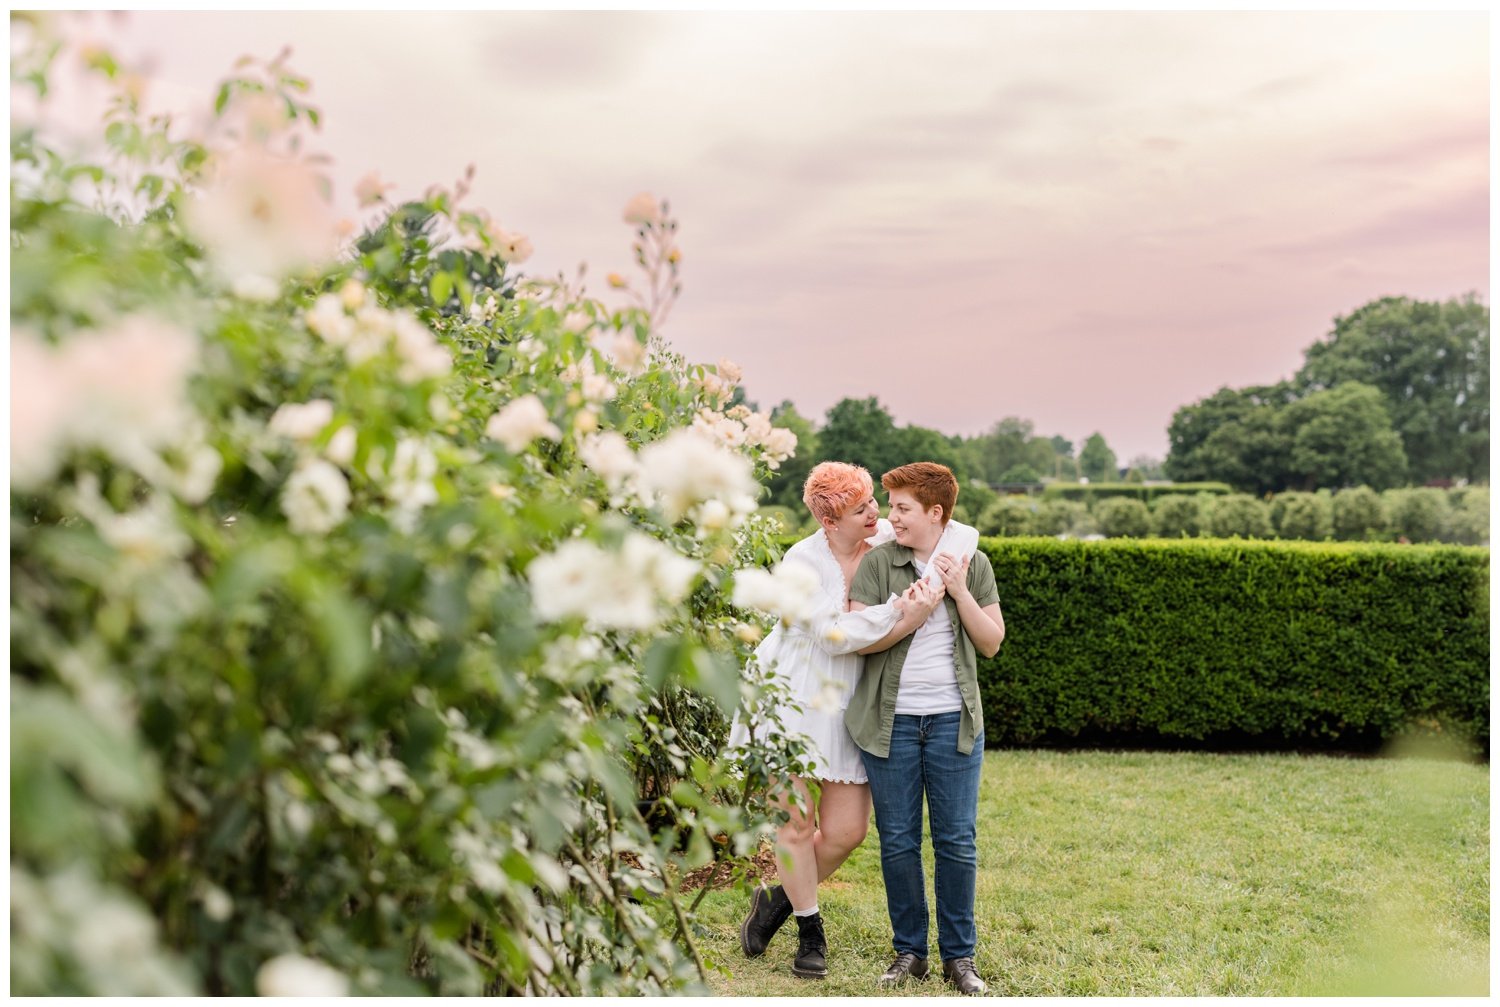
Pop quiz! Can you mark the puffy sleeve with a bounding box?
[784,547,901,656]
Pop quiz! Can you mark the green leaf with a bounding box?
[429,271,452,305]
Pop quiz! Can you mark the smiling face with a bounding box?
[823,492,880,547]
[886,487,944,555]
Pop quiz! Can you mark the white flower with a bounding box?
[637,429,759,523]
[304,293,353,345]
[610,330,647,376]
[623,532,699,604]
[200,884,234,923]
[623,192,662,226]
[282,460,351,535]
[697,498,732,532]
[733,560,821,625]
[734,622,763,645]
[581,373,616,403]
[469,294,499,322]
[339,279,367,311]
[386,437,438,528]
[760,427,799,470]
[11,317,202,489]
[10,329,69,488]
[184,147,337,283]
[528,532,697,632]
[717,357,743,385]
[231,274,280,302]
[485,395,561,453]
[256,954,349,997]
[493,227,534,264]
[578,431,639,490]
[691,408,747,449]
[325,426,357,467]
[390,312,451,382]
[353,170,394,208]
[172,443,223,504]
[268,400,335,441]
[742,411,773,446]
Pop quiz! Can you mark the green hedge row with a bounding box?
[1042,481,1232,503]
[977,538,1489,752]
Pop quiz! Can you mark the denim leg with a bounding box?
[860,716,929,958]
[923,712,983,961]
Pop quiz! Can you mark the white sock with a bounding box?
[792,904,820,918]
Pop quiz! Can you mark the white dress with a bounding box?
[727,518,980,783]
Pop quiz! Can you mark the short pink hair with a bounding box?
[803,461,874,525]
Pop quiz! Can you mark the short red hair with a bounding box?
[881,462,958,526]
[803,461,874,525]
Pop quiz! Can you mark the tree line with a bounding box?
[754,294,1488,512]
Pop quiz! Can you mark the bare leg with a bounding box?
[773,777,820,911]
[811,780,871,881]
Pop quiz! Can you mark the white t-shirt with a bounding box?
[894,557,963,715]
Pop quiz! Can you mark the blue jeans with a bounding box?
[860,711,984,961]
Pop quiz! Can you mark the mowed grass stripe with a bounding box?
[689,748,1488,996]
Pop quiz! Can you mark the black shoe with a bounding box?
[942,956,987,995]
[791,912,828,979]
[739,883,792,958]
[878,952,930,986]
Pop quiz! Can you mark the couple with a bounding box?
[735,460,1004,994]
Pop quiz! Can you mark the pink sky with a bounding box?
[74,11,1492,461]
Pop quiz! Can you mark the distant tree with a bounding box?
[1050,434,1074,458]
[1126,454,1165,480]
[998,463,1042,484]
[1124,467,1146,484]
[1297,295,1489,483]
[896,424,973,483]
[817,396,903,482]
[1443,487,1489,545]
[1078,432,1118,483]
[1053,455,1080,480]
[763,400,820,510]
[1163,383,1296,493]
[1279,382,1407,491]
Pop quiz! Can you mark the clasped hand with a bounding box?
[892,577,945,622]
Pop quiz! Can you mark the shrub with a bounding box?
[978,538,1490,751]
[1332,485,1386,541]
[1208,493,1273,539]
[1033,499,1094,538]
[1151,494,1204,538]
[1094,497,1152,538]
[1272,491,1334,541]
[10,27,808,997]
[978,495,1038,537]
[1043,481,1232,505]
[1442,487,1489,546]
[1384,488,1448,542]
[997,464,1043,484]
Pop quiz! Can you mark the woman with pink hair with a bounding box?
[730,460,979,980]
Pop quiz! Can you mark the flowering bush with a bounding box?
[11,18,809,995]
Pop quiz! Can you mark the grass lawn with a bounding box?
[690,748,1488,996]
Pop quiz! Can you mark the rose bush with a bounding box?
[11,17,811,995]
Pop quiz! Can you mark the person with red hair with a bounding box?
[846,462,1005,995]
[733,461,979,980]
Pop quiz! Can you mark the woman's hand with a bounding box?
[933,553,972,603]
[903,578,946,621]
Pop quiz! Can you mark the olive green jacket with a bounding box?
[844,542,1000,757]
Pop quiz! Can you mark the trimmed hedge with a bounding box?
[1043,481,1232,504]
[978,537,1489,752]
